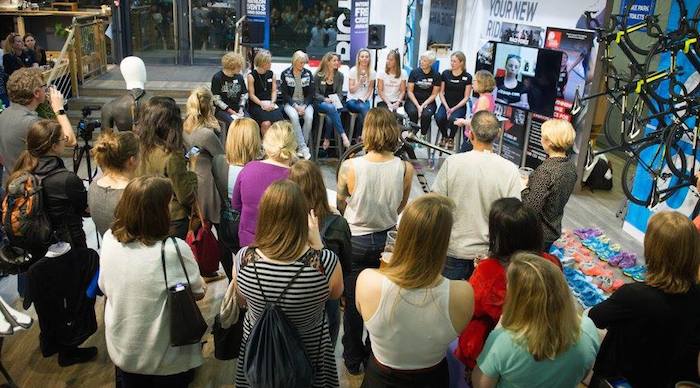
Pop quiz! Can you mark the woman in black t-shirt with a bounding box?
[436,51,472,149]
[3,33,36,79]
[406,51,440,138]
[212,52,248,129]
[495,54,529,109]
[246,50,284,134]
[589,211,700,388]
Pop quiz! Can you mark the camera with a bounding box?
[77,105,102,141]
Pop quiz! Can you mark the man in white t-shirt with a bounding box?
[432,111,522,280]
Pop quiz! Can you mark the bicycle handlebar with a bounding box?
[401,131,455,156]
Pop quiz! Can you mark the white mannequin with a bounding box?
[120,56,147,90]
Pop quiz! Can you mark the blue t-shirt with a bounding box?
[477,316,600,388]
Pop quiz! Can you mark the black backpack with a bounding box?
[243,249,325,388]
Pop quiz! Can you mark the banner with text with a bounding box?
[245,0,270,48]
[335,0,370,65]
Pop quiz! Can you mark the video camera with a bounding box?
[77,105,102,141]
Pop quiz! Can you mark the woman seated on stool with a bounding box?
[377,49,407,112]
[356,194,474,387]
[405,50,440,141]
[314,52,350,149]
[436,51,472,150]
[280,50,314,160]
[346,48,376,139]
[247,49,284,135]
[472,253,600,388]
[211,52,247,129]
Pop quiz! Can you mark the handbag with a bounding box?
[161,237,208,347]
[212,274,245,360]
[186,203,221,274]
[218,205,240,253]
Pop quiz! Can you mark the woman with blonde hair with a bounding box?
[247,49,284,134]
[405,50,440,139]
[455,70,496,153]
[212,51,247,128]
[280,50,314,160]
[314,51,349,149]
[472,253,600,388]
[88,131,140,237]
[232,120,296,247]
[436,51,472,150]
[337,107,414,374]
[346,48,376,138]
[589,211,700,388]
[212,118,261,279]
[356,194,474,386]
[183,87,225,275]
[3,32,35,78]
[234,180,343,387]
[521,118,577,250]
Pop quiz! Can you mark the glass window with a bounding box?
[270,0,345,60]
[427,0,457,48]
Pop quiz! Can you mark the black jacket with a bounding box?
[321,214,352,277]
[27,247,99,353]
[35,156,88,251]
[279,67,314,106]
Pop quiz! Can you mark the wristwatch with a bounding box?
[55,109,66,116]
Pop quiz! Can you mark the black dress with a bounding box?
[248,70,284,124]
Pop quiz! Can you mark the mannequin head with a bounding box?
[120,56,147,90]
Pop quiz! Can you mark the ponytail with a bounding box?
[92,131,139,173]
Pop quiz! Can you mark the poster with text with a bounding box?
[495,103,528,166]
[525,113,549,168]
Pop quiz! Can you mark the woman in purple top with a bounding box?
[232,121,297,246]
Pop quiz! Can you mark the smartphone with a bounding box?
[185,146,200,160]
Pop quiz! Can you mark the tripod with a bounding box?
[72,135,97,184]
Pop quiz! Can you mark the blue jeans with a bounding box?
[442,256,474,280]
[326,298,340,349]
[460,130,473,153]
[345,99,370,138]
[435,105,467,139]
[317,101,346,138]
[342,230,388,368]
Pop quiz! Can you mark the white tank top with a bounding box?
[343,156,404,236]
[365,275,458,370]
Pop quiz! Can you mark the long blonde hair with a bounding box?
[381,194,455,289]
[183,86,219,134]
[263,121,297,163]
[316,52,336,81]
[253,180,309,262]
[225,118,261,166]
[502,253,581,361]
[354,48,371,78]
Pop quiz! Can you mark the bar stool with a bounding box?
[313,113,346,161]
[346,112,359,144]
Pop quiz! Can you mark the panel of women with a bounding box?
[247,50,285,134]
[521,119,577,251]
[211,52,248,130]
[24,33,47,67]
[455,70,496,153]
[455,198,562,372]
[232,120,296,247]
[314,52,350,149]
[289,160,352,348]
[405,50,440,139]
[337,108,414,374]
[472,253,600,388]
[435,51,472,150]
[280,50,314,160]
[99,176,205,387]
[135,97,198,239]
[589,211,700,388]
[87,131,140,237]
[376,49,407,112]
[3,33,36,78]
[234,180,343,388]
[495,54,529,110]
[346,49,376,138]
[11,120,97,366]
[356,194,474,387]
[212,118,261,280]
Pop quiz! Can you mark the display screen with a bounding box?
[478,41,563,117]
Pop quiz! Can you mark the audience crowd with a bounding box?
[0,42,698,388]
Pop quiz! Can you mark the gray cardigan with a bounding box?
[313,71,344,104]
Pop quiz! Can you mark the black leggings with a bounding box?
[404,100,436,135]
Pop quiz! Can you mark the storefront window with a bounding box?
[427,0,457,48]
[269,0,345,60]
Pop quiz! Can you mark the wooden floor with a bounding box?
[0,151,641,387]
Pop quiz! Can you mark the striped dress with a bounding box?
[234,247,340,387]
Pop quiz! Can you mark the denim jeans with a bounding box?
[342,230,388,369]
[435,105,467,139]
[326,298,340,349]
[317,101,346,138]
[283,103,314,153]
[345,99,370,138]
[442,256,474,280]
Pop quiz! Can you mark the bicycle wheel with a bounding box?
[621,1,661,56]
[335,143,365,181]
[621,139,685,206]
[603,95,649,148]
[664,122,694,178]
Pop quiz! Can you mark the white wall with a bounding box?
[369,0,408,73]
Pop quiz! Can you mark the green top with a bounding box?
[477,316,600,388]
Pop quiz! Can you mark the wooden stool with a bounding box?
[313,113,344,161]
[346,112,358,144]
